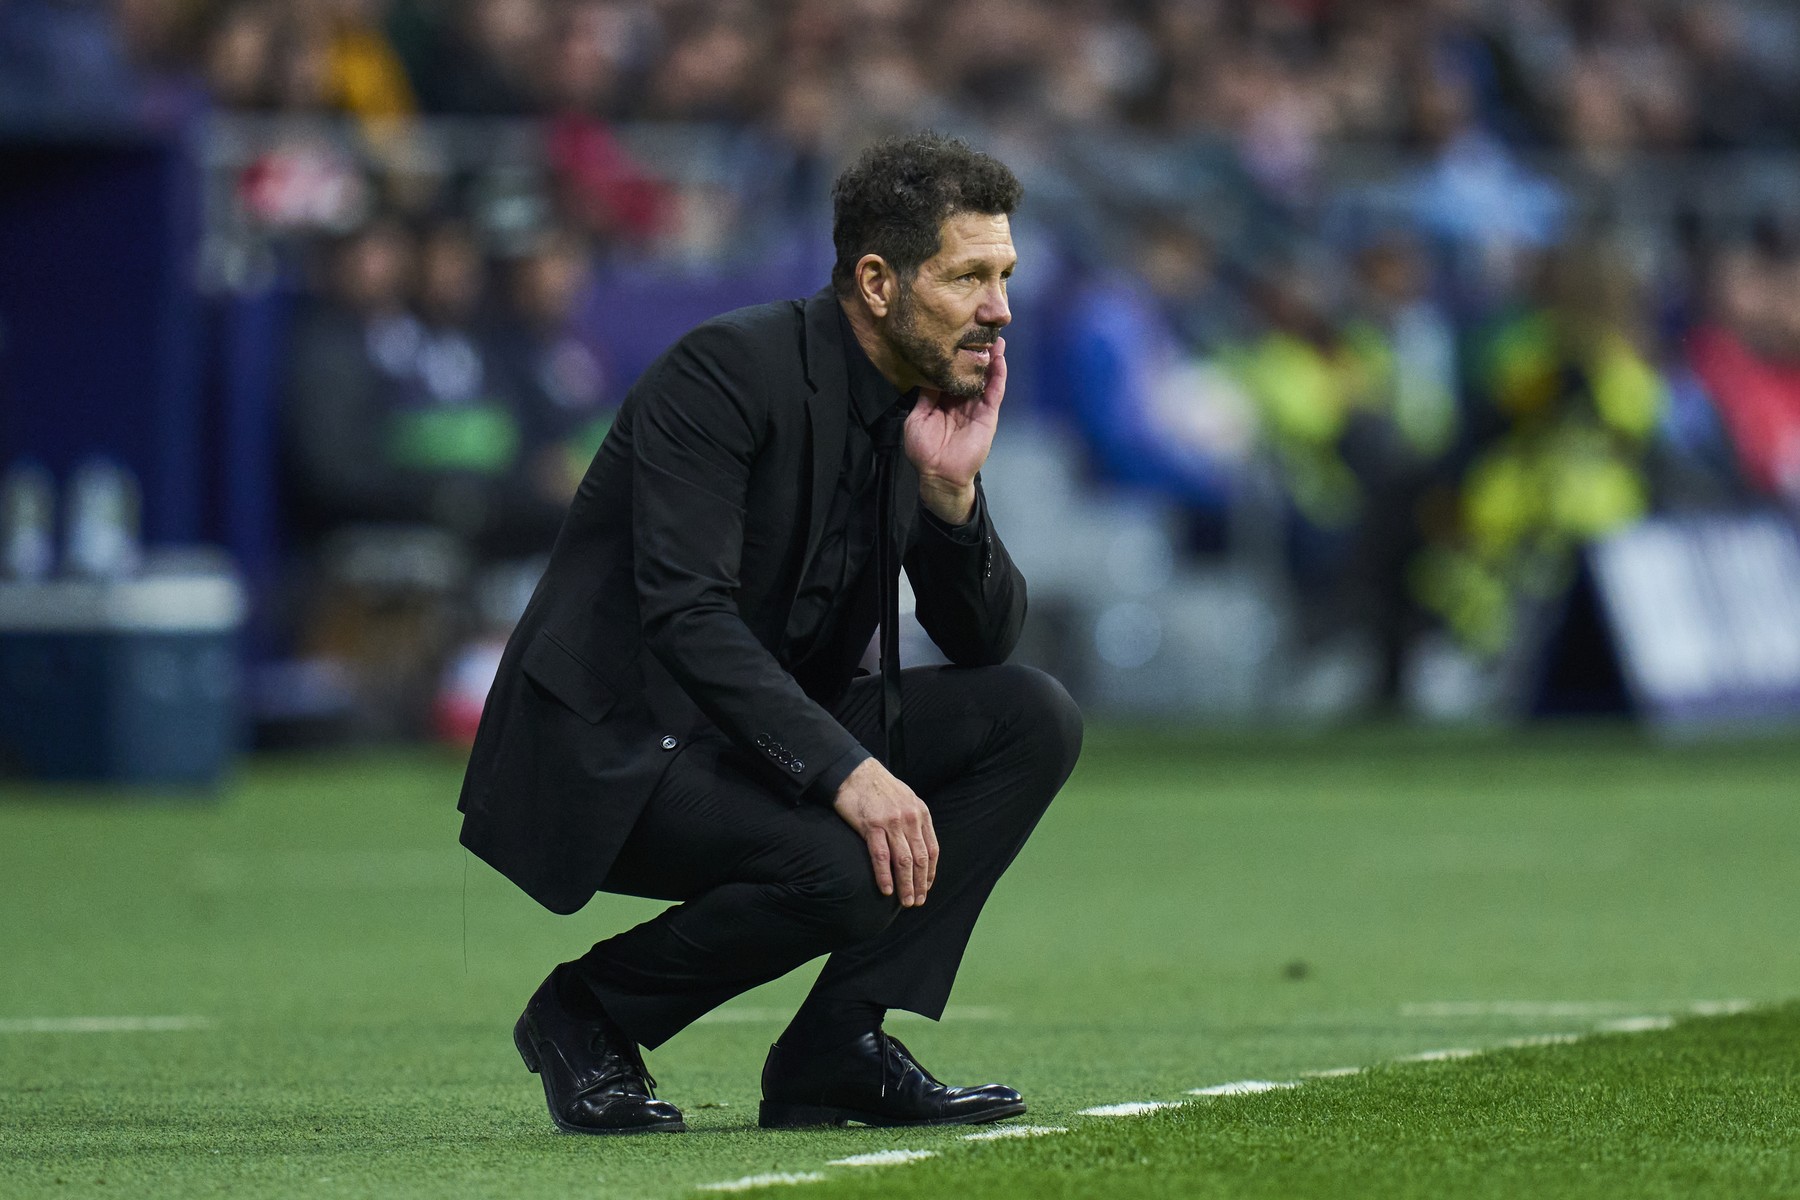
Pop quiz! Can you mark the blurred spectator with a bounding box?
[1226,256,1376,536]
[284,218,561,558]
[401,218,562,553]
[318,0,416,121]
[489,225,613,512]
[646,8,764,122]
[280,218,441,737]
[1689,247,1800,505]
[1345,233,1459,466]
[203,2,278,110]
[1414,242,1668,656]
[1136,218,1248,355]
[0,0,143,125]
[760,68,840,225]
[1679,4,1798,151]
[283,216,425,545]
[541,2,670,244]
[1393,59,1566,312]
[202,0,413,120]
[1054,217,1254,523]
[1337,232,1462,700]
[282,217,581,735]
[1221,248,1450,678]
[410,0,547,116]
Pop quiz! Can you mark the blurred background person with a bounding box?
[283,216,425,549]
[490,225,613,514]
[1413,241,1667,659]
[1689,246,1800,508]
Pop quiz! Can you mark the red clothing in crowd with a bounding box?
[1689,324,1800,498]
[545,114,670,242]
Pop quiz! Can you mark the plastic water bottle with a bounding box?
[63,457,144,579]
[0,460,56,580]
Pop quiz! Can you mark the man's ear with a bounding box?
[856,254,897,318]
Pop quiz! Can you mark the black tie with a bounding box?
[872,409,906,775]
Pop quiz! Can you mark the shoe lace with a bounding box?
[589,1031,658,1096]
[878,1031,913,1099]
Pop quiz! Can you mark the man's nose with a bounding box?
[976,284,1011,328]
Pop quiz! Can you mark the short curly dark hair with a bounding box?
[830,132,1023,296]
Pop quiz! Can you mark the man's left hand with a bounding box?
[907,335,1006,525]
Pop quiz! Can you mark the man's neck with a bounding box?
[839,296,918,393]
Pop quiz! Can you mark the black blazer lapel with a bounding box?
[799,287,849,581]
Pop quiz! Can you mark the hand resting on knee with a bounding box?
[832,759,938,908]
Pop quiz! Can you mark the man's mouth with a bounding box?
[957,335,995,367]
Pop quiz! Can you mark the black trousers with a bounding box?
[571,663,1083,1050]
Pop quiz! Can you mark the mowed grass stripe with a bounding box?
[803,1004,1800,1200]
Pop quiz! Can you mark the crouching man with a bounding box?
[458,132,1082,1134]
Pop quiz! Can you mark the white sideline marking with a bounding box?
[1400,1048,1479,1062]
[827,1150,936,1167]
[696,1173,828,1192]
[1597,1015,1675,1034]
[1688,1000,1753,1016]
[692,1008,797,1024]
[963,1125,1068,1141]
[1403,1000,1637,1018]
[0,1016,214,1034]
[1188,1080,1299,1097]
[690,1003,1756,1196]
[1078,1101,1182,1117]
[1402,999,1751,1019]
[1498,1033,1583,1048]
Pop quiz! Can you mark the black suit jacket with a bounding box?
[458,287,1029,914]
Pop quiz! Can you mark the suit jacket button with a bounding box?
[660,736,678,751]
[791,760,805,773]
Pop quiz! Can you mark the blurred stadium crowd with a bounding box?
[8,0,1800,731]
[13,0,1800,147]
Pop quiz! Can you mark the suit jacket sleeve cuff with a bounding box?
[805,742,871,805]
[918,487,987,546]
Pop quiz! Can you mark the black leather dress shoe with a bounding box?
[513,971,686,1134]
[759,1031,1026,1128]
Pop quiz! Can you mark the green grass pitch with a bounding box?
[2,725,1798,1198]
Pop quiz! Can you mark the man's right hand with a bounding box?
[833,758,938,908]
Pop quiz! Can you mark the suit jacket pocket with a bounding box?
[520,630,617,724]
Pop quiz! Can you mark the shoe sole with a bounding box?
[514,1013,687,1135]
[757,1099,1028,1129]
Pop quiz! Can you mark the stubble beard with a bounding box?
[889,285,988,400]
